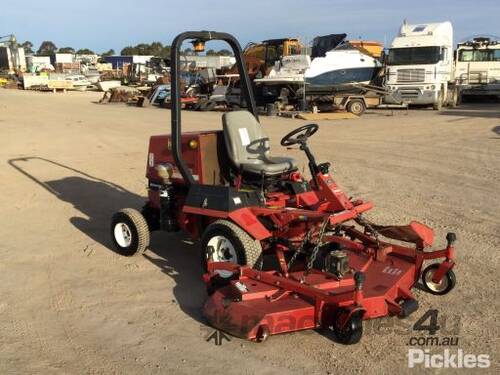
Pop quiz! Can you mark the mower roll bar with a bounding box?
[170,31,259,185]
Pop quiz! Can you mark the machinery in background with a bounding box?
[243,37,302,77]
[254,34,396,115]
[0,34,26,74]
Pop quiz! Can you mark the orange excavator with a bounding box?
[226,38,302,79]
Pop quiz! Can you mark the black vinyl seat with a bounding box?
[222,111,297,177]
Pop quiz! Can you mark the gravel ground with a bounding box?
[0,89,499,374]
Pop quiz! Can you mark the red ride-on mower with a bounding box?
[111,31,457,344]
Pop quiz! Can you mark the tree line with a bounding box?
[19,40,233,57]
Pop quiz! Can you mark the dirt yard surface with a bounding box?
[1,89,499,374]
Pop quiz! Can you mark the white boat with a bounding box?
[304,48,382,88]
[255,35,383,92]
[253,34,384,107]
[65,74,92,91]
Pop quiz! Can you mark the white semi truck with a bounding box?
[384,21,458,109]
[455,37,500,100]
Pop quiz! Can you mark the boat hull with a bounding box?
[305,66,379,87]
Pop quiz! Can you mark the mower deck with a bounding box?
[204,249,417,341]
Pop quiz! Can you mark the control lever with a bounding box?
[317,162,331,174]
[446,232,457,247]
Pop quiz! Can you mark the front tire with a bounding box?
[421,263,456,295]
[111,208,150,256]
[433,88,443,110]
[449,88,459,108]
[201,220,263,269]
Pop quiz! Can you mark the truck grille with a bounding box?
[397,69,425,83]
[399,89,420,98]
[459,71,488,84]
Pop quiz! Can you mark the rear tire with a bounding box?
[111,208,150,256]
[347,99,365,116]
[201,219,263,269]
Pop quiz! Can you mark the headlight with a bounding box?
[431,85,436,90]
[155,163,174,182]
[188,139,198,149]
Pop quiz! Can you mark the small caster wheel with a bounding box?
[332,309,364,345]
[422,264,456,295]
[255,325,269,343]
[111,208,150,256]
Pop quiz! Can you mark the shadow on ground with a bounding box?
[7,156,206,323]
[439,103,500,119]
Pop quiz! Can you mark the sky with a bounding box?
[3,0,499,53]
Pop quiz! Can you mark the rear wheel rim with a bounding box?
[351,102,362,114]
[424,268,448,292]
[206,235,238,263]
[114,223,132,248]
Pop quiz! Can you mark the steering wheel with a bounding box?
[280,124,319,146]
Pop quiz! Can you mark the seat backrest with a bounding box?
[222,111,270,168]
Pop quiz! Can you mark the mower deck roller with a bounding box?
[111,31,457,345]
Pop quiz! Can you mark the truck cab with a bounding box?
[455,37,500,99]
[384,21,454,109]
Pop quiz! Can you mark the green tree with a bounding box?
[37,41,57,55]
[134,43,150,55]
[148,41,164,56]
[76,48,95,55]
[121,42,171,57]
[120,46,136,55]
[101,49,115,57]
[218,49,232,56]
[58,46,75,53]
[160,45,171,59]
[20,41,34,54]
[206,49,218,56]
